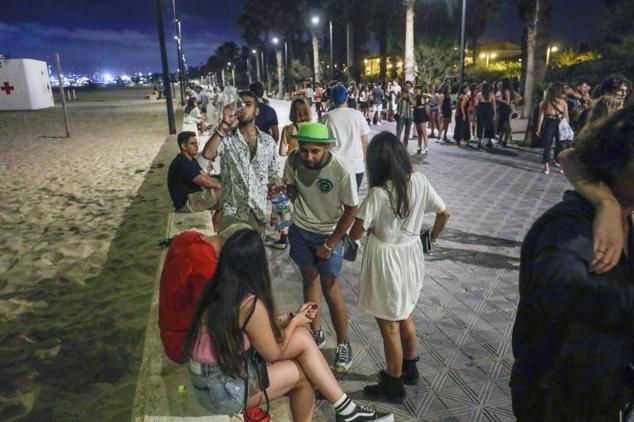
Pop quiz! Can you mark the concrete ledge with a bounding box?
[167,210,215,238]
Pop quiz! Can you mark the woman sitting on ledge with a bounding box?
[184,229,393,422]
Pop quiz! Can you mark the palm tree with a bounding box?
[551,49,599,68]
[518,0,550,120]
[403,0,416,82]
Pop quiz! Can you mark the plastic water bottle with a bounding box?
[271,191,291,229]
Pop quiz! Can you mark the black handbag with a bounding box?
[343,235,359,261]
[420,230,433,255]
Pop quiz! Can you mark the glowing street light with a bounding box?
[311,16,320,25]
[252,49,261,81]
[480,51,497,66]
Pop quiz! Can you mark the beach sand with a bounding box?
[0,87,180,421]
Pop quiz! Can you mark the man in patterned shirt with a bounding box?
[202,90,280,234]
[395,81,415,146]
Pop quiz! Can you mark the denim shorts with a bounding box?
[288,224,344,279]
[188,358,260,415]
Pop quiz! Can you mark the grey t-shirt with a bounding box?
[372,87,384,105]
[283,151,359,234]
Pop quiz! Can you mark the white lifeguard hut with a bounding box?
[0,58,54,110]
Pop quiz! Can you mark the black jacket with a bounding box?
[511,191,634,421]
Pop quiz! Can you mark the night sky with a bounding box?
[1,0,603,75]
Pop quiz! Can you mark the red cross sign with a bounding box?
[1,82,14,95]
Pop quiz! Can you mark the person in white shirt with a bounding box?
[321,84,371,192]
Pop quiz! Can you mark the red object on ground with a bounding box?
[244,407,271,422]
[159,231,218,363]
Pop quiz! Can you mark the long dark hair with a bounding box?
[184,229,282,378]
[542,83,565,111]
[366,131,413,219]
[501,78,514,94]
[482,82,491,99]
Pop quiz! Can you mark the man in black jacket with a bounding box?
[511,105,634,421]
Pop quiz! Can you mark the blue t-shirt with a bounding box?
[167,154,202,209]
[255,101,278,135]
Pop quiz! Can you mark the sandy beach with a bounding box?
[0,87,179,421]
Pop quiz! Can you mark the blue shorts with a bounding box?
[188,358,260,415]
[288,224,343,279]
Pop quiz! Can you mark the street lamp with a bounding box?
[227,62,235,86]
[251,49,261,82]
[329,19,334,80]
[272,37,289,95]
[311,15,321,84]
[546,45,558,67]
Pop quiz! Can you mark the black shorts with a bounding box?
[413,108,429,123]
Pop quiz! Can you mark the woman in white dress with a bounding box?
[349,131,450,402]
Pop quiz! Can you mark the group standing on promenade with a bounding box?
[161,70,634,421]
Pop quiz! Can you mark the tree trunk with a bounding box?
[276,49,284,99]
[346,23,354,82]
[520,26,527,95]
[403,0,416,82]
[379,26,388,82]
[521,0,539,121]
[312,33,321,83]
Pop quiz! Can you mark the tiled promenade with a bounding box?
[267,118,569,421]
[133,104,570,421]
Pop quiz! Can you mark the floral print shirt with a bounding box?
[218,127,280,222]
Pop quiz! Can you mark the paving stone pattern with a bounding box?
[266,124,571,422]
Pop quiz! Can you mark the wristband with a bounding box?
[221,119,231,128]
[322,242,333,252]
[215,129,226,138]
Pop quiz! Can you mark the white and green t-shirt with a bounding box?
[283,151,359,234]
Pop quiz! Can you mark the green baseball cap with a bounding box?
[291,122,335,143]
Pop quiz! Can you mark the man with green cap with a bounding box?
[283,122,359,372]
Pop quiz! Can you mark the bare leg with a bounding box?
[376,318,403,378]
[321,276,349,344]
[421,122,428,150]
[399,316,417,360]
[247,328,346,413]
[247,360,314,422]
[415,123,423,149]
[300,267,322,332]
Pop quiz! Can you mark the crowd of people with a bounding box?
[161,79,452,422]
[159,69,634,421]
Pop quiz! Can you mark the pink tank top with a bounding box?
[191,295,254,363]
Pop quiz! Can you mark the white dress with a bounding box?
[356,172,446,320]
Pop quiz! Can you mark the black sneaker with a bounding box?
[311,329,326,349]
[268,238,288,250]
[335,405,394,422]
[334,340,352,372]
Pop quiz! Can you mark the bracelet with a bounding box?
[221,119,231,128]
[322,242,333,252]
[215,129,226,138]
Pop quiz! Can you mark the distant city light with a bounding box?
[103,72,114,83]
[311,16,319,25]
